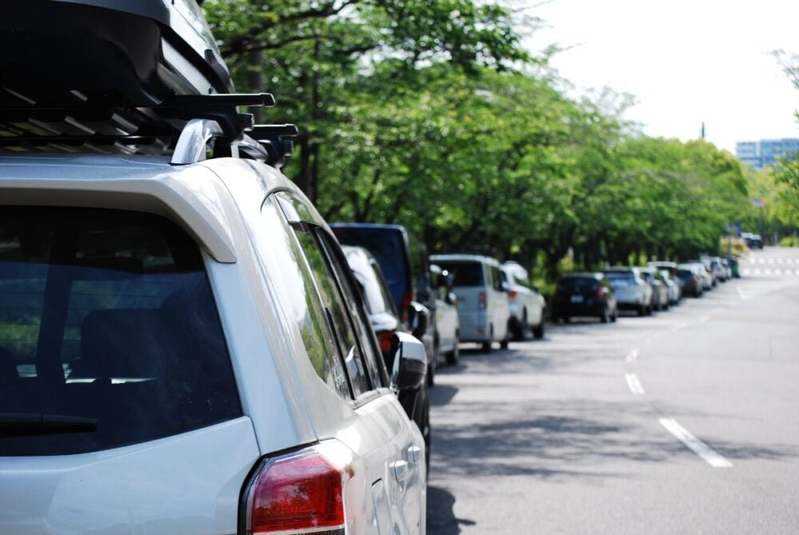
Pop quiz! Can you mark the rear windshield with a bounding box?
[434,261,484,287]
[677,269,693,279]
[559,277,598,291]
[0,207,240,456]
[604,272,634,286]
[332,227,409,309]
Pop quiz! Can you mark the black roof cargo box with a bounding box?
[0,0,232,107]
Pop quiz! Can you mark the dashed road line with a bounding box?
[671,321,689,332]
[737,287,747,301]
[659,418,733,468]
[625,348,639,363]
[625,373,645,395]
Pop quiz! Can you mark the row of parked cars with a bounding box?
[550,256,740,321]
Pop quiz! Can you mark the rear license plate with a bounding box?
[570,295,584,303]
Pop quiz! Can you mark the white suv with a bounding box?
[0,148,427,534]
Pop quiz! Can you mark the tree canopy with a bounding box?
[204,0,773,285]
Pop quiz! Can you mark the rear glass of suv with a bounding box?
[0,207,240,456]
[559,276,599,291]
[434,261,484,287]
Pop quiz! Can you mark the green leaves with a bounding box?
[204,0,759,282]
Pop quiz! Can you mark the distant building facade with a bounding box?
[735,138,799,169]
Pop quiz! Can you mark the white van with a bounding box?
[429,255,511,352]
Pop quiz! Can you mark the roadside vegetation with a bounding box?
[205,0,796,286]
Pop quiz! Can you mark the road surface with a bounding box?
[427,247,799,534]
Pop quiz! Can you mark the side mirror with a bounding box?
[390,331,428,393]
[408,301,429,339]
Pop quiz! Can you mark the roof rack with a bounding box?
[0,90,299,168]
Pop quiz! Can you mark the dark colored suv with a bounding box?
[551,273,618,323]
[331,223,440,383]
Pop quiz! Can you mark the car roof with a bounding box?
[0,153,295,264]
[430,253,501,266]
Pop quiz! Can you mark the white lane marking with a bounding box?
[741,268,750,276]
[659,418,733,468]
[768,258,775,265]
[625,373,645,395]
[753,268,761,275]
[671,321,689,332]
[737,288,747,301]
[765,268,772,276]
[625,348,639,363]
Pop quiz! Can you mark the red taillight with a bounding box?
[246,449,345,534]
[478,291,487,309]
[400,289,413,323]
[508,290,518,299]
[377,330,396,355]
[595,287,604,299]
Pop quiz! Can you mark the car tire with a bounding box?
[601,306,610,323]
[446,333,460,365]
[611,309,618,323]
[637,305,646,317]
[482,326,493,353]
[532,321,545,339]
[427,363,434,387]
[500,338,509,350]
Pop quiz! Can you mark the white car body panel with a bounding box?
[0,417,259,535]
[435,296,460,353]
[430,255,510,344]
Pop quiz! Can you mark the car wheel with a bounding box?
[611,309,618,323]
[482,326,494,352]
[426,362,434,387]
[500,338,509,350]
[637,305,646,317]
[532,321,545,339]
[601,306,610,323]
[446,333,460,365]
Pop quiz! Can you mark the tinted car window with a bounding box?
[604,272,635,286]
[315,230,386,390]
[258,199,350,400]
[559,277,599,291]
[435,261,484,286]
[0,207,240,456]
[292,227,374,396]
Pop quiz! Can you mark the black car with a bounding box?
[551,273,618,323]
[676,267,703,297]
[331,223,441,384]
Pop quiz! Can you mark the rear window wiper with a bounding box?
[0,413,97,437]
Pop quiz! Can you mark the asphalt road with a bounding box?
[427,247,799,534]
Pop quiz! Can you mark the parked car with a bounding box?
[331,223,441,384]
[702,256,728,283]
[676,264,704,297]
[430,263,461,364]
[343,245,431,469]
[603,267,653,316]
[659,269,681,305]
[638,267,670,310]
[687,260,714,290]
[501,261,546,340]
[430,254,511,352]
[743,232,764,249]
[0,3,428,529]
[551,273,618,323]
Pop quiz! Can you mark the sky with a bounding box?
[524,0,799,153]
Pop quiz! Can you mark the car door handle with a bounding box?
[390,459,411,484]
[407,445,422,465]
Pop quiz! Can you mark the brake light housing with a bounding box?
[400,289,414,323]
[377,329,397,355]
[242,443,353,535]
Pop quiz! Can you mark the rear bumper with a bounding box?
[457,310,491,342]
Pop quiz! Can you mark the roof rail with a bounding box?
[0,90,300,168]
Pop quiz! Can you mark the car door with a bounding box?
[275,193,425,535]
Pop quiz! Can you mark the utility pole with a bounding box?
[700,122,706,140]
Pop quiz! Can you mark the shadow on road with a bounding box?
[427,486,475,535]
